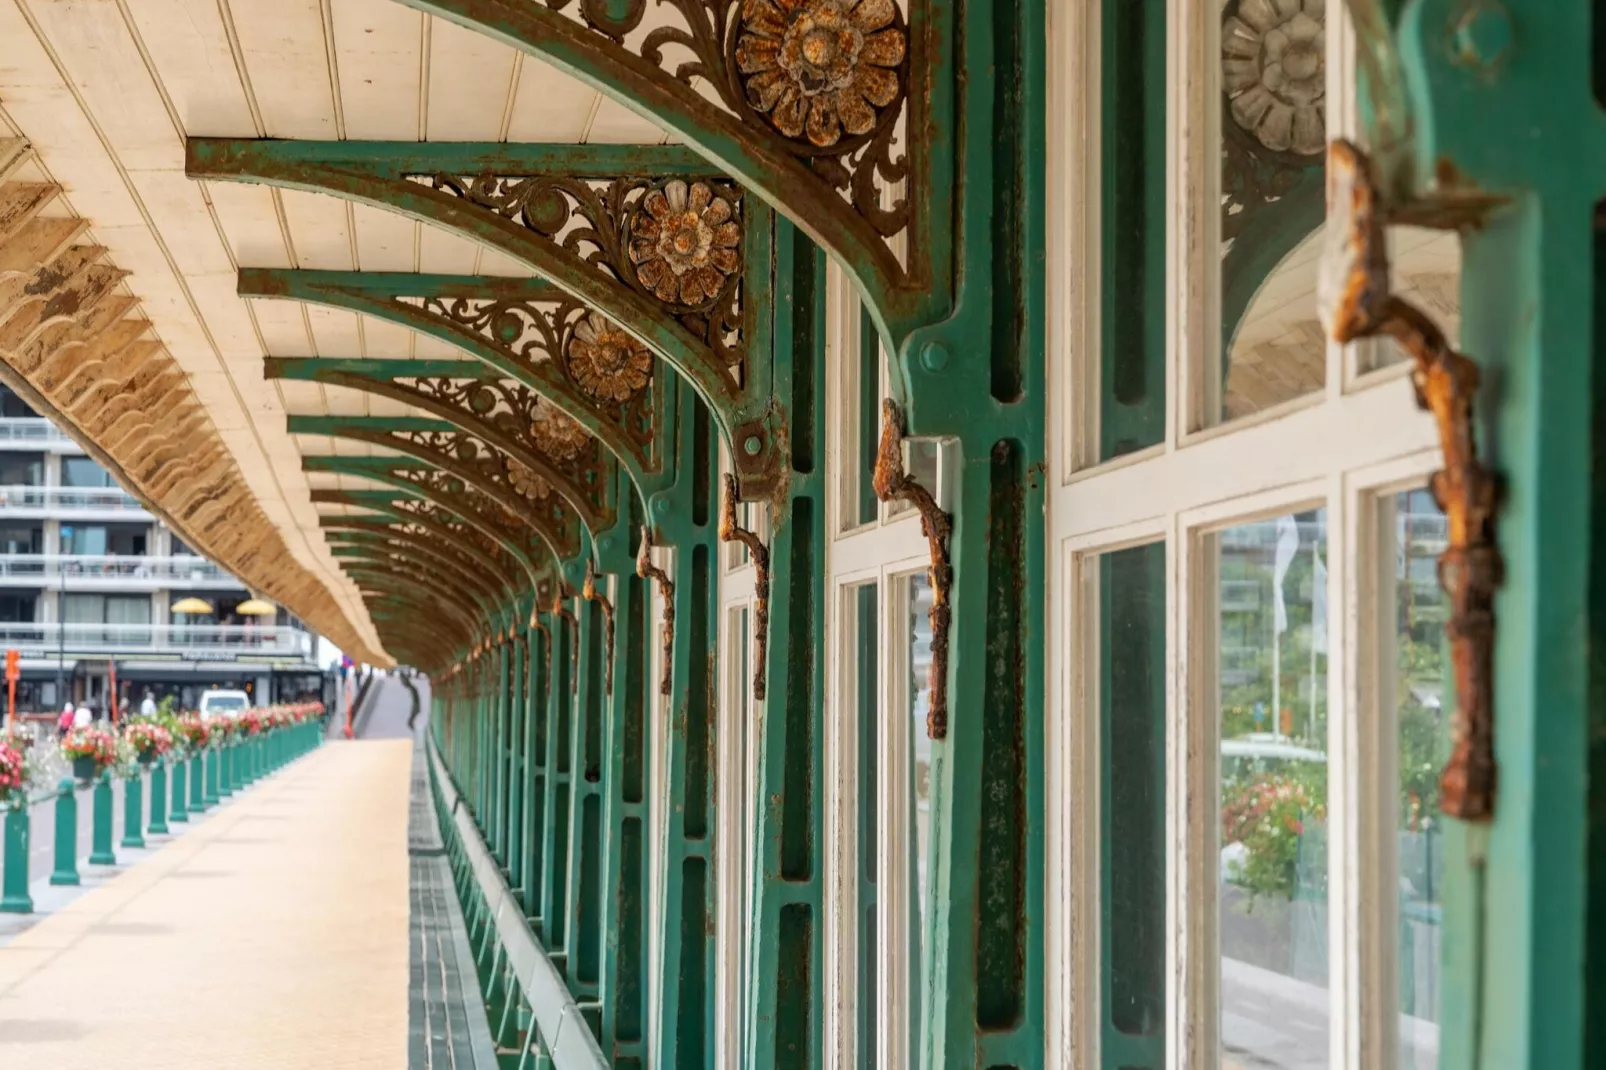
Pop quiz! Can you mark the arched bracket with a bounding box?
[189,141,785,489]
[353,570,482,649]
[314,495,527,592]
[873,398,952,740]
[582,558,616,696]
[328,534,506,615]
[635,525,675,698]
[268,355,630,516]
[1319,138,1502,822]
[381,0,949,345]
[341,550,487,629]
[288,414,601,548]
[322,517,518,601]
[718,472,769,701]
[303,462,553,586]
[244,271,670,493]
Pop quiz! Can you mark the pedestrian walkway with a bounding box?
[0,740,413,1068]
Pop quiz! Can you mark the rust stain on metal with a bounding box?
[872,399,952,740]
[582,558,616,695]
[1321,139,1502,822]
[718,472,769,702]
[530,612,553,694]
[552,587,581,696]
[636,525,676,697]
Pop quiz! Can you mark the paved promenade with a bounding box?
[0,740,413,1068]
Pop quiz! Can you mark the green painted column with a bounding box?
[219,742,234,797]
[120,769,145,849]
[1,804,32,913]
[521,618,550,923]
[506,630,526,901]
[651,389,722,1070]
[147,761,168,835]
[169,759,188,823]
[189,753,205,812]
[88,771,116,866]
[49,778,78,885]
[742,228,829,1070]
[204,746,219,806]
[563,584,604,1001]
[539,609,573,966]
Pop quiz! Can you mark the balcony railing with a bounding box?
[0,554,237,587]
[0,485,146,515]
[0,623,313,660]
[0,418,78,448]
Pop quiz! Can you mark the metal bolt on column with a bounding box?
[50,779,79,885]
[1,803,32,913]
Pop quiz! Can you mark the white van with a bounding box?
[198,689,251,719]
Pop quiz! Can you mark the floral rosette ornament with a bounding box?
[123,720,173,764]
[1222,0,1326,157]
[566,313,653,403]
[61,726,119,780]
[0,739,27,805]
[736,0,907,148]
[628,179,741,307]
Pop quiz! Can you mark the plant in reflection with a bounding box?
[1221,771,1325,904]
[1396,635,1446,830]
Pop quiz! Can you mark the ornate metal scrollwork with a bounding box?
[386,466,553,565]
[409,173,747,374]
[873,399,952,740]
[383,428,589,537]
[583,559,617,695]
[1318,138,1502,822]
[718,472,770,701]
[635,525,676,697]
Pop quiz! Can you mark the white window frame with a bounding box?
[1045,0,1455,1067]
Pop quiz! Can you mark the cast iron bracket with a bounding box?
[582,559,617,696]
[873,399,953,741]
[1320,138,1503,822]
[718,472,770,702]
[635,526,676,698]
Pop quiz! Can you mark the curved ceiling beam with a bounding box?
[341,554,488,635]
[329,538,505,619]
[291,419,584,559]
[378,0,942,346]
[190,141,782,488]
[350,567,486,644]
[323,520,514,605]
[246,271,670,497]
[303,461,551,586]
[360,588,477,659]
[315,499,526,591]
[287,413,608,541]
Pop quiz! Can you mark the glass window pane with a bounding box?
[1213,509,1329,1067]
[1093,542,1167,1055]
[908,572,933,941]
[1387,488,1447,1068]
[1214,0,1330,426]
[849,583,879,1069]
[856,308,881,528]
[62,457,115,488]
[1367,227,1462,373]
[1094,0,1167,462]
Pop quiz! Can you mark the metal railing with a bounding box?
[0,485,145,515]
[0,418,78,448]
[0,554,236,586]
[0,623,313,659]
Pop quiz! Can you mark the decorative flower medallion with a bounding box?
[1223,0,1326,156]
[566,312,653,403]
[736,0,906,148]
[505,458,551,501]
[530,407,590,463]
[628,180,741,306]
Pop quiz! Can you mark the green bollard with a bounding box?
[189,754,205,812]
[120,769,144,849]
[88,771,115,866]
[205,747,219,805]
[1,803,32,913]
[219,743,234,797]
[148,762,168,835]
[169,759,188,823]
[50,778,79,885]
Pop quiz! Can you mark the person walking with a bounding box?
[56,702,73,738]
[139,690,156,716]
[72,703,91,729]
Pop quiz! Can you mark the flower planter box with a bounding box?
[71,755,97,781]
[138,749,158,766]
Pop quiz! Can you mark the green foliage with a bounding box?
[1221,771,1325,903]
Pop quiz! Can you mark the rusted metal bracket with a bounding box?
[873,399,954,741]
[552,587,581,696]
[529,608,553,693]
[1320,138,1502,822]
[636,526,676,698]
[582,559,616,696]
[718,472,770,702]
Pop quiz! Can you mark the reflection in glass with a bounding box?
[853,584,879,1070]
[908,573,934,957]
[1214,509,1329,1068]
[1369,227,1462,373]
[1215,0,1329,425]
[1387,489,1447,1068]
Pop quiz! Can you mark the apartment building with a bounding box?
[0,385,327,714]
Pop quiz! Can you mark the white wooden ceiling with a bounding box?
[0,0,671,656]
